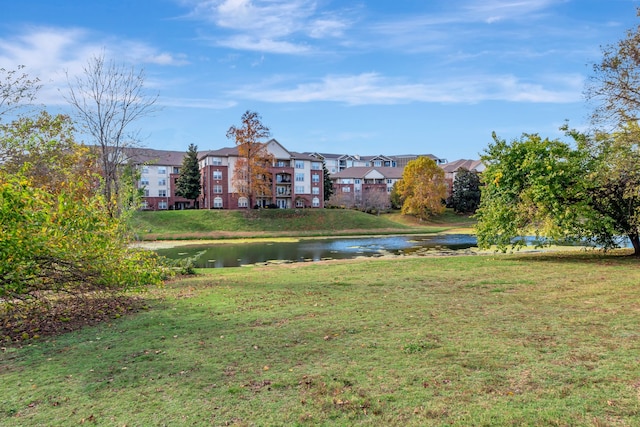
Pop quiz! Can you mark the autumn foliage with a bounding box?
[395,156,447,220]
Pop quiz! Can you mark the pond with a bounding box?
[155,234,479,268]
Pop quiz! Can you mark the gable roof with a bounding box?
[331,166,404,180]
[440,159,484,173]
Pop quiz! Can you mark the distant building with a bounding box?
[127,148,192,210]
[440,159,485,197]
[126,143,454,211]
[199,139,324,210]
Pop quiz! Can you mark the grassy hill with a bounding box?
[128,209,472,240]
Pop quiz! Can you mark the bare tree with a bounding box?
[65,53,158,216]
[0,65,41,120]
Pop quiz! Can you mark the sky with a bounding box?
[2,0,640,162]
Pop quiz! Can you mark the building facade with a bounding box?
[199,139,324,210]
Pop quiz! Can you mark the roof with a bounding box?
[440,159,485,173]
[125,147,187,166]
[331,166,404,180]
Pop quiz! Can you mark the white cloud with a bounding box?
[228,72,584,105]
[184,0,352,54]
[0,26,188,105]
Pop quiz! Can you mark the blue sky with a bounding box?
[1,0,639,161]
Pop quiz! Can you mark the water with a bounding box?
[155,234,478,268]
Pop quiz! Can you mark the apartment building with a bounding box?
[199,139,324,210]
[330,166,404,208]
[307,152,445,173]
[440,159,485,197]
[127,148,192,210]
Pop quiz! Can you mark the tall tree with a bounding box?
[175,143,202,208]
[226,111,274,208]
[449,168,482,214]
[395,156,447,220]
[65,53,158,216]
[322,161,333,201]
[0,65,40,120]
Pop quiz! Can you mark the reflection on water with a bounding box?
[155,234,478,268]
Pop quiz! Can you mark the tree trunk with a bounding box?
[629,233,640,257]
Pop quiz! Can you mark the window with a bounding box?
[342,187,351,192]
[295,160,304,169]
[141,166,149,174]
[141,200,149,209]
[374,160,382,167]
[140,178,149,186]
[173,167,180,174]
[276,160,288,167]
[311,162,321,170]
[312,174,320,183]
[296,199,305,208]
[214,185,223,194]
[212,157,222,166]
[312,197,320,207]
[158,178,167,186]
[213,170,223,180]
[295,185,304,193]
[238,197,248,208]
[355,179,361,184]
[213,197,223,208]
[158,200,168,210]
[158,167,166,175]
[144,189,150,197]
[312,187,320,195]
[158,189,167,197]
[295,173,304,182]
[387,179,393,184]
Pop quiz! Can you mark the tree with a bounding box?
[389,181,402,209]
[449,168,482,214]
[475,129,640,256]
[65,53,158,216]
[587,8,640,126]
[322,161,333,201]
[0,65,40,120]
[0,113,166,302]
[226,111,274,208]
[175,143,202,208]
[0,111,98,195]
[395,156,447,220]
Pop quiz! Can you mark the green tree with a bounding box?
[0,113,166,301]
[396,156,447,220]
[475,129,640,256]
[175,143,202,208]
[226,111,274,208]
[449,168,482,214]
[322,161,333,202]
[389,181,402,209]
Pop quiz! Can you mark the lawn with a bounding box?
[128,209,462,240]
[2,251,639,426]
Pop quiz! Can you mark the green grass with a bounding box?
[2,251,640,425]
[128,209,460,240]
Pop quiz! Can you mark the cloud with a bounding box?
[228,72,584,105]
[0,26,188,105]
[183,0,352,53]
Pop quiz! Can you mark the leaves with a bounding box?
[396,156,447,220]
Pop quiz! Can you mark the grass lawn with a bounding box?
[2,251,640,425]
[128,209,467,240]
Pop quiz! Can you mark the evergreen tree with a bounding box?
[322,161,333,201]
[175,143,202,208]
[450,168,481,214]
